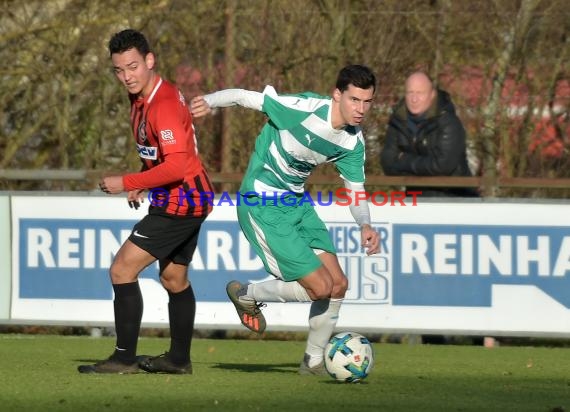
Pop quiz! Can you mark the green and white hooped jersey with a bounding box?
[240,86,366,195]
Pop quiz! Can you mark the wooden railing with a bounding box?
[2,169,570,193]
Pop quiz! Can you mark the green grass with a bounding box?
[0,335,568,412]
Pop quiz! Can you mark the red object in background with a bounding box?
[440,67,569,159]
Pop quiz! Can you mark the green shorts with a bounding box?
[236,198,335,281]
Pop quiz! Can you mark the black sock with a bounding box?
[112,281,143,364]
[167,284,196,365]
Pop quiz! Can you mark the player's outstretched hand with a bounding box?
[127,189,144,209]
[99,175,124,195]
[190,96,211,118]
[360,224,380,255]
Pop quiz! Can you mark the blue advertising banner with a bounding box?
[392,224,570,308]
[19,218,259,301]
[9,195,570,336]
[18,217,391,304]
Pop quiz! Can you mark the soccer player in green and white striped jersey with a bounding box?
[191,65,380,375]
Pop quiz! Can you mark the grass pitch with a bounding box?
[0,334,568,412]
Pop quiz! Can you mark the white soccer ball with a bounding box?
[324,332,374,383]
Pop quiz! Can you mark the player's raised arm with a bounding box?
[191,89,264,116]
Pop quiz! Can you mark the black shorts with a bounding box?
[129,214,206,265]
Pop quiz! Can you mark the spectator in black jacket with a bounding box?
[380,71,478,197]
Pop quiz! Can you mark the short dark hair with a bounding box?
[335,65,376,93]
[108,29,150,57]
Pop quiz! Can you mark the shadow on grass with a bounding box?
[211,362,372,385]
[211,362,300,374]
[74,359,105,363]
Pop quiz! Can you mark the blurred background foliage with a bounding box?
[0,0,568,196]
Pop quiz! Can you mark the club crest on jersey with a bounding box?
[137,120,148,143]
[136,143,158,160]
[160,129,176,145]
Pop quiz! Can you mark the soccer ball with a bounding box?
[324,332,374,383]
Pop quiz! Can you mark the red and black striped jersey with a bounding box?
[123,75,213,217]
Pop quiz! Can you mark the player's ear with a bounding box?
[145,52,156,70]
[333,88,342,102]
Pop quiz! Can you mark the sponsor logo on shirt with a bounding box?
[136,144,158,160]
[160,129,176,145]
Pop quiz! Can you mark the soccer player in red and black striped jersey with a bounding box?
[78,29,213,374]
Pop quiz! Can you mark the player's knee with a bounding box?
[109,262,136,284]
[332,276,349,297]
[159,275,173,291]
[159,275,187,293]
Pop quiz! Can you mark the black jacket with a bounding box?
[380,89,478,197]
